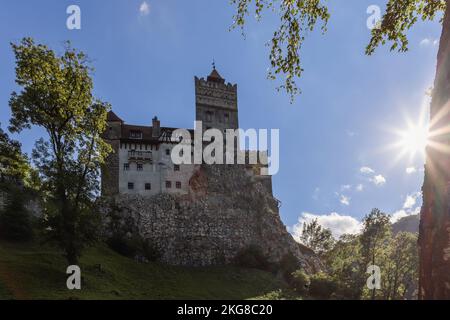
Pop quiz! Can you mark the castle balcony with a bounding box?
[128,150,153,163]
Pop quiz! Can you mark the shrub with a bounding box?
[309,272,338,300]
[278,253,301,282]
[141,239,160,262]
[107,234,160,262]
[107,235,139,258]
[233,245,272,271]
[253,290,288,300]
[290,269,310,294]
[0,190,33,241]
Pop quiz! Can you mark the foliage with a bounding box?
[278,252,302,282]
[0,125,29,183]
[231,0,329,101]
[298,218,335,254]
[251,290,286,300]
[8,37,112,264]
[323,234,365,299]
[359,208,391,299]
[107,234,160,262]
[308,272,338,299]
[380,232,418,300]
[233,245,273,271]
[0,185,33,242]
[231,0,447,100]
[366,0,446,55]
[290,269,310,294]
[321,209,419,300]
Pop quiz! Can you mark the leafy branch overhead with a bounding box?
[231,0,446,102]
[366,0,446,55]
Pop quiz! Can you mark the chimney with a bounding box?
[152,116,160,138]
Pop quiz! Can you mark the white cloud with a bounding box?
[139,1,150,16]
[390,192,422,223]
[340,184,351,191]
[420,38,439,47]
[371,174,386,186]
[406,167,417,174]
[356,184,364,192]
[292,212,362,240]
[391,209,409,223]
[359,167,386,187]
[391,206,421,223]
[340,195,350,206]
[420,38,431,46]
[403,195,417,209]
[360,166,375,174]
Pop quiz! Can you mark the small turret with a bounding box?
[152,116,160,138]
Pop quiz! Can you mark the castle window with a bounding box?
[123,163,130,171]
[129,130,143,139]
[145,183,151,190]
[128,182,134,190]
[174,165,180,172]
[205,111,213,122]
[176,181,181,189]
[166,181,172,189]
[165,148,171,156]
[224,113,230,123]
[137,163,143,171]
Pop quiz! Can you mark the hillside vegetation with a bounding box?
[0,241,287,300]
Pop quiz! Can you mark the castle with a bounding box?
[99,67,318,268]
[101,67,272,198]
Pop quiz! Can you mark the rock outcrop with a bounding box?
[100,164,319,272]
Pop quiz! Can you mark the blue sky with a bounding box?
[0,1,442,237]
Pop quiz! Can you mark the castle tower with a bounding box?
[195,66,238,133]
[101,111,123,196]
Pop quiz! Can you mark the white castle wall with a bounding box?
[118,142,196,196]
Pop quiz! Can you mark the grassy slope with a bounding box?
[0,241,287,300]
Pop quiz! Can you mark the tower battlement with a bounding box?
[195,68,239,132]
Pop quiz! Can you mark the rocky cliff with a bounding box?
[100,164,319,272]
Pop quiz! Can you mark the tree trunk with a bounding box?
[419,0,450,300]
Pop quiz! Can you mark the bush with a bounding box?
[290,270,310,294]
[278,253,301,281]
[141,238,161,262]
[233,245,272,271]
[107,235,138,258]
[107,234,160,262]
[309,272,338,300]
[0,190,33,241]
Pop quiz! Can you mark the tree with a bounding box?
[0,124,34,242]
[324,234,365,299]
[8,38,112,264]
[0,125,28,183]
[232,0,450,299]
[298,218,334,255]
[0,184,33,242]
[360,208,391,300]
[382,232,419,300]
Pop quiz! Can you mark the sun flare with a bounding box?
[396,121,429,157]
[384,103,430,164]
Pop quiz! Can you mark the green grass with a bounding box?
[0,241,288,300]
[0,281,12,299]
